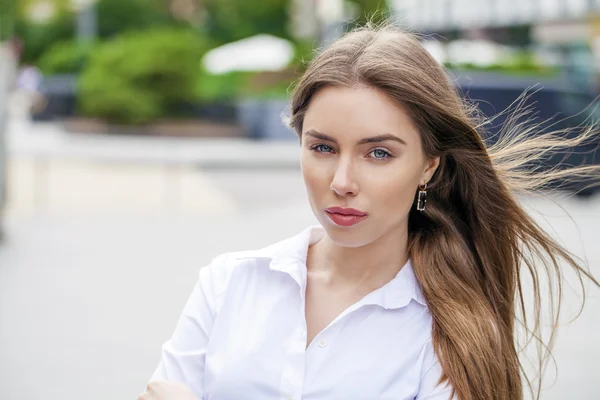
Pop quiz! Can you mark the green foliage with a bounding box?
[248,79,293,100]
[17,0,71,17]
[37,40,93,74]
[195,69,295,102]
[195,70,252,102]
[445,51,559,77]
[290,38,318,72]
[346,0,390,27]
[78,28,209,124]
[15,0,184,65]
[95,0,183,38]
[202,0,291,45]
[0,0,18,41]
[15,12,76,65]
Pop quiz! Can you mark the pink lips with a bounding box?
[325,207,368,227]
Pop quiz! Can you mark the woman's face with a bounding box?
[300,85,439,248]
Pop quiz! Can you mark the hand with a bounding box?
[138,381,200,400]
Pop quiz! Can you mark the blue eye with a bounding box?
[312,144,334,153]
[370,148,392,159]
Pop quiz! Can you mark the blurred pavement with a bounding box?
[7,118,301,168]
[0,116,599,400]
[4,117,300,217]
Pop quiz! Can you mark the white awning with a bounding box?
[202,34,295,75]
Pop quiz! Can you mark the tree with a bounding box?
[201,0,291,45]
[95,0,181,38]
[0,0,17,40]
[346,0,390,27]
[17,0,72,20]
[14,10,76,64]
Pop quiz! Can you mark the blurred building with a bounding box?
[391,0,598,35]
[392,0,600,91]
[390,0,600,48]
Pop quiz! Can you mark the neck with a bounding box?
[309,226,409,290]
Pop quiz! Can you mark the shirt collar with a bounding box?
[234,226,427,310]
[373,260,427,309]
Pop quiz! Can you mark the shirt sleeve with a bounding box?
[149,254,227,398]
[416,340,456,400]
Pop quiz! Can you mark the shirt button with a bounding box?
[318,339,327,348]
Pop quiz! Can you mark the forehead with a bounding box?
[302,85,420,144]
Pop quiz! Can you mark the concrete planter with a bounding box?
[179,101,239,124]
[62,118,245,138]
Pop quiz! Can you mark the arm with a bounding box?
[416,340,456,400]
[148,255,226,398]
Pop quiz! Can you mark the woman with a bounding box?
[139,24,599,400]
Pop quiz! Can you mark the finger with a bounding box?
[146,381,161,393]
[137,392,150,400]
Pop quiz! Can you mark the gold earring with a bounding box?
[416,182,427,212]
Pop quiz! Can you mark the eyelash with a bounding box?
[310,144,334,154]
[309,144,393,160]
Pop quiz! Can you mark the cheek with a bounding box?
[301,151,330,196]
[366,168,419,215]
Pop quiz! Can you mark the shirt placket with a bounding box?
[303,296,377,391]
[279,265,384,399]
[278,264,309,400]
[303,321,339,387]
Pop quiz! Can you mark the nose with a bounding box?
[330,157,359,196]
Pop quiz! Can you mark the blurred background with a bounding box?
[0,0,598,399]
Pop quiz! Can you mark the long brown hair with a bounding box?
[288,23,600,399]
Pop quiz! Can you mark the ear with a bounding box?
[421,156,440,185]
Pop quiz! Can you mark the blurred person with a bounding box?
[16,64,42,93]
[9,63,44,119]
[140,23,600,400]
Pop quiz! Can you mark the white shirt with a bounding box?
[151,226,453,399]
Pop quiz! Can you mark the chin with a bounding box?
[319,216,374,249]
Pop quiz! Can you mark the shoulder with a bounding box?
[199,226,316,295]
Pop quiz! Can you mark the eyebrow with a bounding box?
[304,129,407,146]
